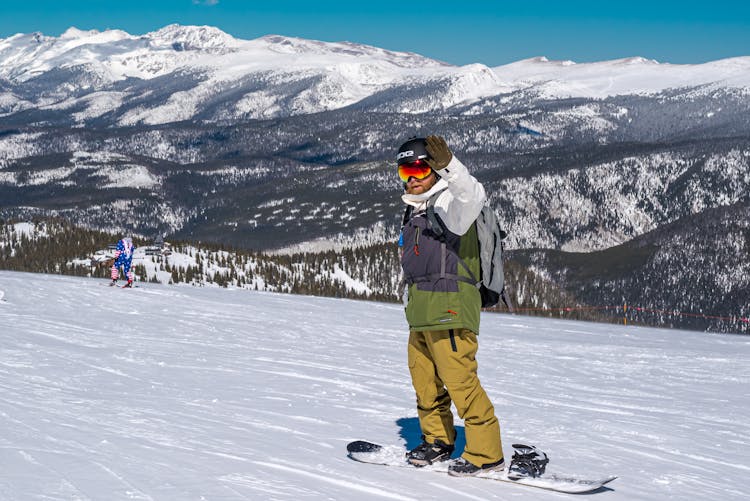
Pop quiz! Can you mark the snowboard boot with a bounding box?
[507,444,549,479]
[109,279,118,287]
[406,439,454,467]
[447,456,505,477]
[123,280,133,288]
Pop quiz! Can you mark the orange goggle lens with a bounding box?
[398,160,432,182]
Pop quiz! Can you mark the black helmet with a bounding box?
[397,137,429,166]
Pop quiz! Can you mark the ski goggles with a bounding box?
[398,160,433,182]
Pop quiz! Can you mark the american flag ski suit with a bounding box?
[111,238,135,282]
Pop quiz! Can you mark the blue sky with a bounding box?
[1,1,748,66]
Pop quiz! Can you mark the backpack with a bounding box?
[423,188,512,309]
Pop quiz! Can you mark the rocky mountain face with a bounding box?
[1,25,748,332]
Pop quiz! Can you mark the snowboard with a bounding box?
[346,440,617,494]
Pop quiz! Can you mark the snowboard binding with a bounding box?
[508,444,549,479]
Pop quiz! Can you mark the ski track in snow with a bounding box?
[0,270,749,500]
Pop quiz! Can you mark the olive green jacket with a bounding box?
[400,156,486,334]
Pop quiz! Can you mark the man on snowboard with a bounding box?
[397,135,504,476]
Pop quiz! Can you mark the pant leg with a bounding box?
[408,330,456,445]
[123,257,134,282]
[111,264,119,280]
[426,328,503,467]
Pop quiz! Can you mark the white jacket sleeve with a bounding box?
[433,155,487,235]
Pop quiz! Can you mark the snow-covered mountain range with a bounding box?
[1,25,748,333]
[1,25,749,124]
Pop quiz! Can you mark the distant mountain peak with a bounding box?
[146,24,242,51]
[256,34,448,68]
[60,27,100,39]
[515,56,577,67]
[613,56,661,65]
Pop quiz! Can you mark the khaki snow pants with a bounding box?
[408,328,503,467]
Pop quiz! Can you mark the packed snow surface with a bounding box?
[0,271,748,500]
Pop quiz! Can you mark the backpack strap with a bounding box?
[401,204,414,227]
[411,273,478,287]
[425,189,447,240]
[424,188,481,288]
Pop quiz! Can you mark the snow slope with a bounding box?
[0,271,748,500]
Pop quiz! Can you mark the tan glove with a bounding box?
[424,135,453,170]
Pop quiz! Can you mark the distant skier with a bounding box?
[397,135,504,476]
[110,237,136,288]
